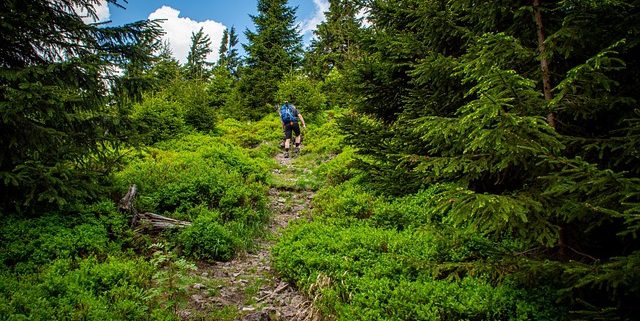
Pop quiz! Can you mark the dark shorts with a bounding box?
[284,122,300,140]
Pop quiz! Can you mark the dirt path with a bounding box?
[178,152,316,321]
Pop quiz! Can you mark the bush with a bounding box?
[114,137,268,216]
[301,109,345,156]
[178,211,236,261]
[215,114,283,159]
[177,80,216,132]
[276,73,326,116]
[312,179,380,219]
[131,95,187,144]
[0,256,171,320]
[272,219,564,320]
[0,201,128,274]
[114,132,272,260]
[321,68,354,109]
[314,148,357,186]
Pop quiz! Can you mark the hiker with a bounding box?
[279,100,306,158]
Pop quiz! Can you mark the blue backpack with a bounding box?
[280,103,297,123]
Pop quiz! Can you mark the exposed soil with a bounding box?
[178,151,317,321]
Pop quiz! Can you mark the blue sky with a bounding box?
[98,0,328,62]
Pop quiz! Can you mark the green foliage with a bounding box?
[217,26,241,77]
[0,256,172,320]
[276,73,327,116]
[132,79,217,143]
[178,211,236,261]
[0,201,128,274]
[301,109,345,155]
[131,95,187,143]
[115,132,272,260]
[312,179,379,219]
[180,81,217,132]
[185,27,213,80]
[268,1,640,319]
[314,147,358,186]
[115,134,269,216]
[273,218,562,320]
[208,66,235,110]
[215,114,284,158]
[305,0,365,80]
[0,200,173,320]
[239,0,304,118]
[164,79,217,132]
[0,0,163,211]
[320,68,355,108]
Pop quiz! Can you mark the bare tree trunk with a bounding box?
[533,0,566,257]
[533,0,557,128]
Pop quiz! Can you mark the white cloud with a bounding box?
[79,0,111,23]
[301,0,330,35]
[149,6,226,64]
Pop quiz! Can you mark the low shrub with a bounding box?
[216,114,283,158]
[131,94,187,144]
[114,132,273,261]
[178,211,237,261]
[114,139,268,216]
[0,201,128,274]
[272,219,564,320]
[0,256,172,320]
[312,179,380,219]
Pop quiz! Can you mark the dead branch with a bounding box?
[119,184,191,230]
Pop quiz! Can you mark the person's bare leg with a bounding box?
[284,138,291,157]
[294,135,301,154]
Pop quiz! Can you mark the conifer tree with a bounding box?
[306,0,364,79]
[185,27,213,80]
[0,0,162,212]
[217,26,241,78]
[150,40,182,87]
[240,0,303,119]
[218,29,229,64]
[340,0,640,318]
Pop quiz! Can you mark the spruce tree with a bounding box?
[306,0,364,80]
[150,40,182,87]
[217,26,241,78]
[0,0,162,212]
[340,0,640,318]
[185,27,213,80]
[240,0,303,119]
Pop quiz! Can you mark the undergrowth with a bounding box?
[0,115,281,320]
[272,109,568,320]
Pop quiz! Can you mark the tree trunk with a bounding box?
[533,0,566,257]
[533,0,557,128]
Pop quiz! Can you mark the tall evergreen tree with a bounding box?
[218,28,229,64]
[240,0,303,119]
[185,27,213,80]
[217,26,241,78]
[0,0,162,211]
[340,0,640,318]
[306,0,364,79]
[150,40,182,87]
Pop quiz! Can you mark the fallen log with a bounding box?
[118,184,191,230]
[137,212,192,229]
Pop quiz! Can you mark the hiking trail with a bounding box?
[178,150,317,321]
